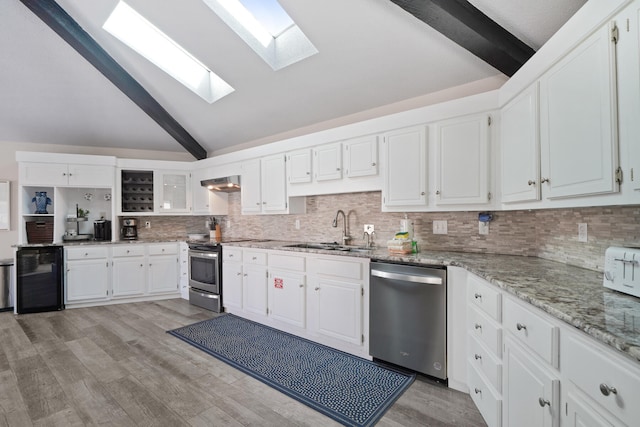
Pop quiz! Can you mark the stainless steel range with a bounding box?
[188,243,222,312]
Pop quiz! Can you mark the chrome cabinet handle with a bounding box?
[420,191,425,196]
[599,383,618,396]
[314,287,320,291]
[236,272,241,276]
[474,354,481,360]
[243,273,248,277]
[528,180,536,186]
[516,323,527,331]
[336,168,340,171]
[436,190,441,195]
[371,162,376,166]
[474,293,482,299]
[299,284,304,288]
[228,254,234,257]
[474,323,482,330]
[474,388,481,395]
[541,177,550,183]
[538,398,551,407]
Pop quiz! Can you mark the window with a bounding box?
[203,0,318,70]
[103,1,234,104]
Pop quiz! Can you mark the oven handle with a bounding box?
[371,269,443,285]
[189,251,219,260]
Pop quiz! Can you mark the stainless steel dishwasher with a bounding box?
[370,261,447,380]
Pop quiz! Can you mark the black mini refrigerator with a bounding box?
[16,246,64,314]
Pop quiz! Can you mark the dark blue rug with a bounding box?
[168,314,415,427]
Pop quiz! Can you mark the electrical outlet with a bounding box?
[364,224,375,234]
[578,223,588,242]
[295,219,300,230]
[226,220,231,229]
[479,221,489,235]
[433,220,448,235]
[145,221,151,229]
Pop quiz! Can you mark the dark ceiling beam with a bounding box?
[390,0,536,77]
[19,0,207,160]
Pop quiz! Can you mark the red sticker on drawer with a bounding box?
[274,278,283,289]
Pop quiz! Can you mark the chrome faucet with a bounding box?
[332,210,351,244]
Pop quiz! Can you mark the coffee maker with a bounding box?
[94,219,112,241]
[121,218,138,240]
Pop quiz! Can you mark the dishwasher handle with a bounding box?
[371,269,443,285]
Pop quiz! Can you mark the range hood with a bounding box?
[201,176,241,192]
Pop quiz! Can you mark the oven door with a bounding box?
[188,250,220,294]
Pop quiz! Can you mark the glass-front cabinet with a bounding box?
[155,171,191,214]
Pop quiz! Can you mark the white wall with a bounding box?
[0,141,193,259]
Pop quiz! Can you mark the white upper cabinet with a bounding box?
[616,1,640,192]
[501,85,541,204]
[21,162,114,188]
[539,24,619,199]
[191,168,228,215]
[261,154,287,212]
[435,114,491,206]
[344,135,378,178]
[287,149,312,184]
[382,126,428,210]
[314,142,342,181]
[154,170,191,214]
[241,158,262,214]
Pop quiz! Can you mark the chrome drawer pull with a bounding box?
[516,323,527,331]
[474,354,481,360]
[599,383,617,396]
[538,398,550,407]
[474,388,481,395]
[474,293,482,299]
[474,323,482,330]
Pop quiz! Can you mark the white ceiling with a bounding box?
[0,0,586,158]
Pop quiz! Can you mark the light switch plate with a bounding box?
[433,220,448,234]
[479,221,489,235]
[578,223,588,242]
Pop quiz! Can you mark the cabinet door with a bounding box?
[192,168,229,215]
[261,155,287,212]
[503,337,559,427]
[382,126,428,208]
[21,163,68,186]
[539,24,619,199]
[66,259,109,302]
[148,255,179,294]
[501,85,541,203]
[435,115,490,205]
[112,257,146,297]
[564,390,617,427]
[287,149,312,183]
[155,171,190,213]
[268,270,306,328]
[243,264,267,316]
[314,142,342,181]
[68,165,114,188]
[344,135,378,178]
[314,277,362,346]
[222,262,243,310]
[241,159,262,214]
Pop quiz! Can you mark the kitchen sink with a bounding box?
[284,243,373,253]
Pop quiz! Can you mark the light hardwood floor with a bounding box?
[0,300,486,426]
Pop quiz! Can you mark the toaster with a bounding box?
[603,246,640,298]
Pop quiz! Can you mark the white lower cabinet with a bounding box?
[66,246,110,302]
[65,243,179,307]
[503,336,559,427]
[111,245,146,298]
[222,248,368,358]
[147,243,179,294]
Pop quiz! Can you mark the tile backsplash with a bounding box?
[129,191,640,272]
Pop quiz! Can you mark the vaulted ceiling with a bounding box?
[0,0,586,158]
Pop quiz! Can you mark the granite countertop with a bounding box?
[224,240,640,363]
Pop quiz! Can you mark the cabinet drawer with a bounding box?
[66,246,108,260]
[112,245,145,257]
[269,253,305,272]
[244,250,267,265]
[468,306,502,357]
[503,297,559,367]
[564,334,640,427]
[468,333,502,393]
[468,274,501,322]
[223,247,242,262]
[467,363,502,427]
[311,258,362,280]
[148,243,178,256]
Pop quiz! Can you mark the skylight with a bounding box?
[103,1,234,104]
[203,0,317,70]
